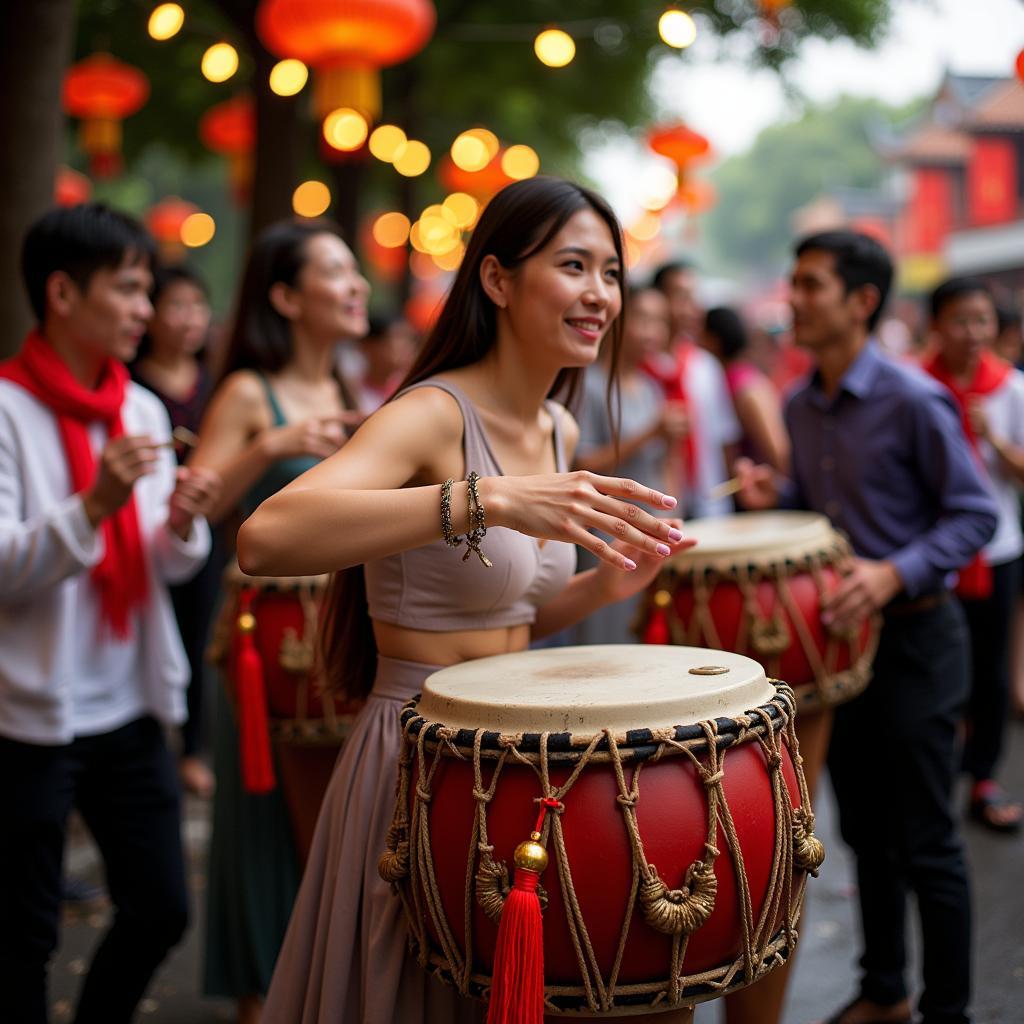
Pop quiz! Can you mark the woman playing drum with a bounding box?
[191,219,368,1024]
[237,177,690,1023]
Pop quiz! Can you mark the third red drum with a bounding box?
[638,512,879,711]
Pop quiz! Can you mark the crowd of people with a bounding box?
[1,179,1022,1024]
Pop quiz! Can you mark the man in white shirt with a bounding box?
[651,261,741,517]
[0,203,219,1022]
[923,276,1024,834]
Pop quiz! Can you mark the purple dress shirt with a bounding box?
[781,341,998,598]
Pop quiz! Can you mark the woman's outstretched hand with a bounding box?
[595,518,694,603]
[482,470,685,572]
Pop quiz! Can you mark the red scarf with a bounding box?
[922,348,1011,600]
[0,331,148,636]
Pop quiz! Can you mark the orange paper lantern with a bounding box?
[256,0,435,120]
[676,178,717,215]
[1016,48,1024,84]
[63,54,150,178]
[200,95,256,204]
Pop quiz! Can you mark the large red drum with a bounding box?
[210,567,362,745]
[380,645,823,1016]
[639,512,879,711]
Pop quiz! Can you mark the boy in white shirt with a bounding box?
[0,203,219,1022]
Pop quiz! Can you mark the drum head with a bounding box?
[418,645,775,736]
[669,511,838,573]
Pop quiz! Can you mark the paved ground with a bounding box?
[51,721,1024,1023]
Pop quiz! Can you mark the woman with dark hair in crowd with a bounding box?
[131,264,216,797]
[701,305,790,474]
[237,177,689,1023]
[190,219,368,1024]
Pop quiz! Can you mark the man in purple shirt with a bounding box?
[739,231,997,1024]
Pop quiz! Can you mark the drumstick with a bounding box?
[709,477,743,501]
[156,426,200,450]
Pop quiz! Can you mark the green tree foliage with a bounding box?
[703,95,921,277]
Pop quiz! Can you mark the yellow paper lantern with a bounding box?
[293,180,331,217]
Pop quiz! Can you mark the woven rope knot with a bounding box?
[616,793,638,808]
[415,785,433,804]
[471,787,491,804]
[767,752,783,771]
[792,807,826,876]
[377,839,409,883]
[639,861,718,936]
[702,769,725,787]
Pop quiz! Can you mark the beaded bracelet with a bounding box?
[440,478,464,549]
[463,471,492,567]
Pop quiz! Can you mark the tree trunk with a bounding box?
[250,45,301,238]
[0,1,75,356]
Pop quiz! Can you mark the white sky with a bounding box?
[585,0,1024,220]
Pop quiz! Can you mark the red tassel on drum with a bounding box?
[488,798,561,1024]
[642,590,673,645]
[235,589,276,794]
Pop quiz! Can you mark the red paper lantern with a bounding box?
[146,196,199,261]
[200,95,256,204]
[1015,48,1024,84]
[63,54,149,178]
[677,178,717,215]
[54,166,92,207]
[647,123,712,170]
[256,0,435,120]
[439,151,514,199]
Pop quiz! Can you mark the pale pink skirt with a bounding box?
[262,656,484,1024]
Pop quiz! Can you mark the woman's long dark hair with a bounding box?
[215,216,357,404]
[321,176,628,699]
[217,218,346,379]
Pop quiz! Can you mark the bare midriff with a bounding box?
[373,619,532,667]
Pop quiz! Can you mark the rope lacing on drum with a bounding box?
[381,683,822,1012]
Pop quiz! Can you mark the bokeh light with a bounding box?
[148,3,184,41]
[443,192,479,229]
[292,180,331,218]
[627,212,662,242]
[369,125,407,163]
[181,212,215,247]
[323,108,369,151]
[535,28,576,68]
[201,42,239,83]
[433,243,466,272]
[373,212,411,248]
[658,10,698,49]
[393,140,431,177]
[269,58,308,96]
[501,145,540,180]
[639,165,680,211]
[451,132,490,172]
[467,128,500,160]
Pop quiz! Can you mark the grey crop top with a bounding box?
[364,379,577,631]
